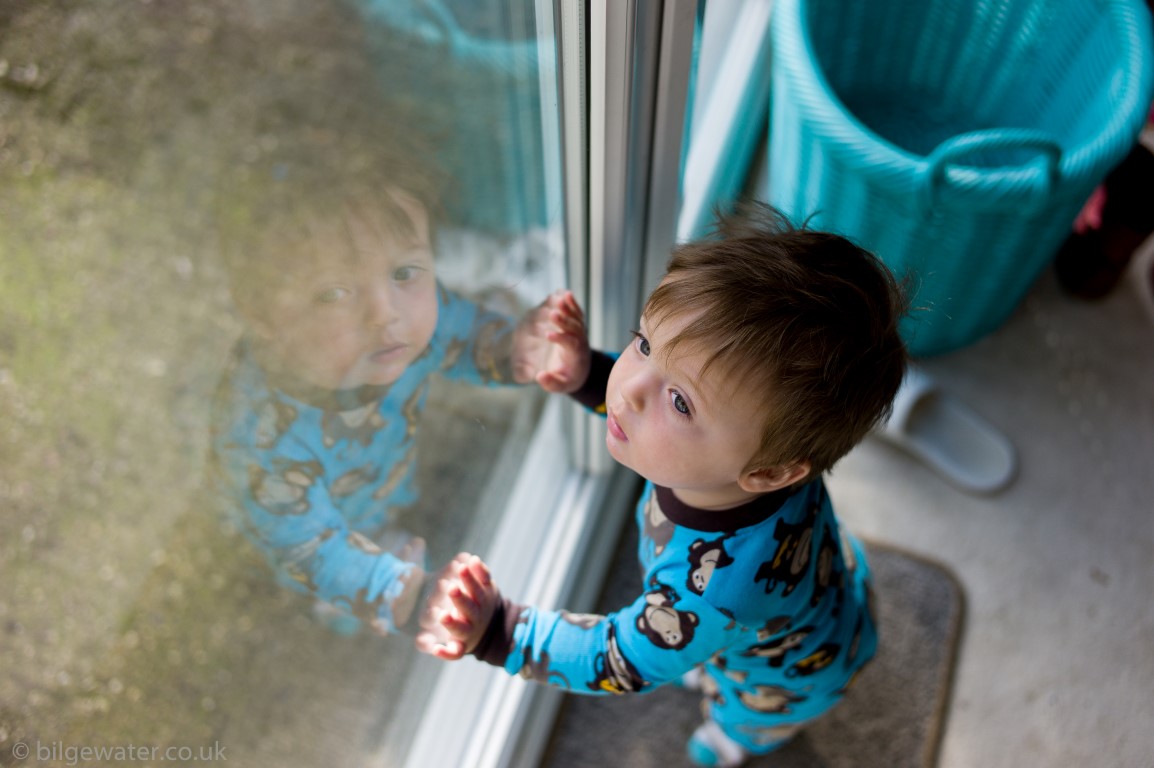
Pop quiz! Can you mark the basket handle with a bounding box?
[919,128,1063,214]
[414,0,466,49]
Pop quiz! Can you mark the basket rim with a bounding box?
[770,0,1154,192]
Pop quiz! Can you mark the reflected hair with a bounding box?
[213,116,444,320]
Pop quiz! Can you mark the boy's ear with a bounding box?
[739,461,812,493]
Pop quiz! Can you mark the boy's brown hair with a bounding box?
[213,123,442,322]
[208,29,446,323]
[645,202,908,478]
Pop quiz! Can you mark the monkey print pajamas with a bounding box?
[470,351,878,754]
[211,284,518,634]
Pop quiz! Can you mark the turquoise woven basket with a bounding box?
[768,0,1154,356]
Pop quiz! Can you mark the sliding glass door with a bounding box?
[399,4,696,768]
[0,1,574,766]
[0,1,734,767]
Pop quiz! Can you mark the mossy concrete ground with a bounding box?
[0,2,542,765]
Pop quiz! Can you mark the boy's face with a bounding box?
[604,293,773,510]
[252,193,439,390]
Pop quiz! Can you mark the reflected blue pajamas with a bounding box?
[210,284,518,633]
[473,352,877,755]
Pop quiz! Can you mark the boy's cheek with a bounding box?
[410,292,439,344]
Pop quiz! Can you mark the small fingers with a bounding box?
[413,631,437,655]
[452,555,492,598]
[447,584,481,619]
[399,536,427,565]
[555,290,584,320]
[432,641,466,661]
[465,556,493,587]
[535,371,564,392]
[431,639,467,660]
[451,552,474,568]
[548,307,586,335]
[457,567,486,602]
[441,608,475,639]
[512,362,538,385]
[414,631,465,660]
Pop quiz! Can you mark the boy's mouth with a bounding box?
[369,343,408,363]
[606,407,629,442]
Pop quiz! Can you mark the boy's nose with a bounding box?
[619,371,648,411]
[365,284,399,328]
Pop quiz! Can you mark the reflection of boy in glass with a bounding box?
[418,204,909,767]
[210,134,580,637]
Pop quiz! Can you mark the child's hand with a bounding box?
[385,535,426,631]
[414,553,500,661]
[440,554,499,655]
[413,554,472,659]
[512,290,591,393]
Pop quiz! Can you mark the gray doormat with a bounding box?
[541,526,964,768]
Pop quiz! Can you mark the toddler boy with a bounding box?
[209,136,581,637]
[417,203,908,766]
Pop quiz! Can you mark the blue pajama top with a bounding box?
[472,352,875,698]
[210,284,518,634]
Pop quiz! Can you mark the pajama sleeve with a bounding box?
[472,579,748,695]
[432,285,521,386]
[212,432,420,635]
[468,349,759,692]
[569,350,617,413]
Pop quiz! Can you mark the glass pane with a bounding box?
[677,0,773,240]
[0,1,563,766]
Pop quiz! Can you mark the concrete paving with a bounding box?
[826,252,1154,768]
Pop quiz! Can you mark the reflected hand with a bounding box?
[511,290,591,392]
[441,554,499,654]
[414,554,470,659]
[379,535,429,632]
[413,553,499,661]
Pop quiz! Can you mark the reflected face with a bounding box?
[604,288,767,510]
[254,193,439,390]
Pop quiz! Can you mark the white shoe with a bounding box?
[678,666,704,691]
[686,720,748,768]
[873,365,1016,494]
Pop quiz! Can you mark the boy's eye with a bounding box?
[393,266,420,282]
[670,391,690,416]
[315,286,351,304]
[632,331,650,357]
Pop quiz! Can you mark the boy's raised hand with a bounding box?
[414,553,500,661]
[512,290,591,393]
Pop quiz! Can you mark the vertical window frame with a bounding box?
[395,2,699,767]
